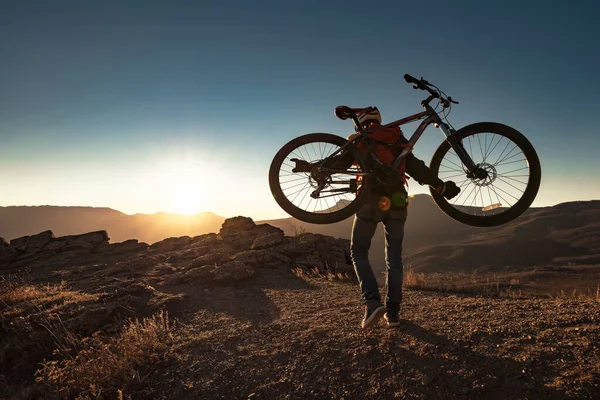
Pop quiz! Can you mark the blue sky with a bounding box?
[0,0,599,219]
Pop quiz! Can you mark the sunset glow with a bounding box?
[172,177,204,215]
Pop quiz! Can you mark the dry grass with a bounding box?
[37,311,177,399]
[1,271,178,399]
[290,223,308,237]
[292,265,354,281]
[403,264,600,300]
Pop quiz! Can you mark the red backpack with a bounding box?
[355,125,411,184]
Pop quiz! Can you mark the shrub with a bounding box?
[37,311,177,399]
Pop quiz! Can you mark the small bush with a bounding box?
[37,311,177,399]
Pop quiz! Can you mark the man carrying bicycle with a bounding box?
[347,107,460,328]
[293,106,460,328]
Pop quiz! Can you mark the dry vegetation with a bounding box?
[404,264,600,300]
[38,311,176,399]
[0,273,178,399]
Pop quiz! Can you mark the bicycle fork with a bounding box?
[437,122,485,180]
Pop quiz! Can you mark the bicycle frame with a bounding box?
[324,105,479,177]
[383,106,478,174]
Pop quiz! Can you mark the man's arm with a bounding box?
[405,153,444,188]
[405,153,461,199]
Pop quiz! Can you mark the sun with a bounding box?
[172,178,204,215]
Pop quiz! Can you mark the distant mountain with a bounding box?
[259,195,600,274]
[0,206,226,244]
[408,199,600,272]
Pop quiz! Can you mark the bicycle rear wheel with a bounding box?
[429,122,541,227]
[269,133,371,224]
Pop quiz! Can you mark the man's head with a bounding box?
[357,107,382,130]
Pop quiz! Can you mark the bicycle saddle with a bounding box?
[335,106,373,120]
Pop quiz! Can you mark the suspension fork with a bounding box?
[436,121,479,176]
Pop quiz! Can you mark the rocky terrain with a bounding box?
[1,217,599,399]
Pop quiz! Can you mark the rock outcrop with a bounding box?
[0,216,354,284]
[0,230,149,265]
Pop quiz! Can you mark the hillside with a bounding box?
[0,206,225,244]
[1,218,599,399]
[261,196,600,274]
[407,200,600,272]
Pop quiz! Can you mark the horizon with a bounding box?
[2,1,599,220]
[1,193,597,220]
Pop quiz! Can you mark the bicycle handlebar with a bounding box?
[404,73,459,107]
[403,74,421,85]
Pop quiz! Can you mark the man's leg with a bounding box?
[351,215,386,328]
[382,216,406,317]
[350,215,379,303]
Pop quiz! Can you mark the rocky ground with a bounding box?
[1,217,599,399]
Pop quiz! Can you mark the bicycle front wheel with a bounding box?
[269,133,371,224]
[429,122,541,227]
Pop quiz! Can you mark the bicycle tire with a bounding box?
[269,133,372,224]
[429,122,541,227]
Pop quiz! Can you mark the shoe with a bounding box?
[384,310,400,327]
[361,301,386,329]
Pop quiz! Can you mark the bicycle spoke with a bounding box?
[483,134,502,163]
[502,166,530,175]
[281,180,311,191]
[493,140,511,167]
[495,176,526,193]
[495,157,526,167]
[501,175,528,185]
[494,144,519,167]
[476,134,485,161]
[490,183,520,201]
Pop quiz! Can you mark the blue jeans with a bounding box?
[350,201,406,311]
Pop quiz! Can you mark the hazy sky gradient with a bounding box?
[1,0,599,219]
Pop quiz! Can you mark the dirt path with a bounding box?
[146,269,600,399]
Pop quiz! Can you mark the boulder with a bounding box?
[150,236,192,252]
[233,249,291,268]
[0,238,8,247]
[111,239,149,253]
[25,230,55,250]
[10,236,29,251]
[219,217,256,238]
[44,240,68,251]
[252,231,284,250]
[167,246,212,263]
[278,233,354,278]
[73,231,109,245]
[62,241,94,253]
[0,245,16,262]
[191,233,218,244]
[212,261,255,283]
[185,264,217,281]
[187,252,230,268]
[93,241,112,253]
[218,217,284,251]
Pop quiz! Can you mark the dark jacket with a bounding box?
[358,153,443,221]
[332,139,443,221]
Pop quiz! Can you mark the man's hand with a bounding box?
[437,181,460,200]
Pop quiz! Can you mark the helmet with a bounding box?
[357,107,382,125]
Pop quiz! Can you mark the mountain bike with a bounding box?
[268,74,541,227]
